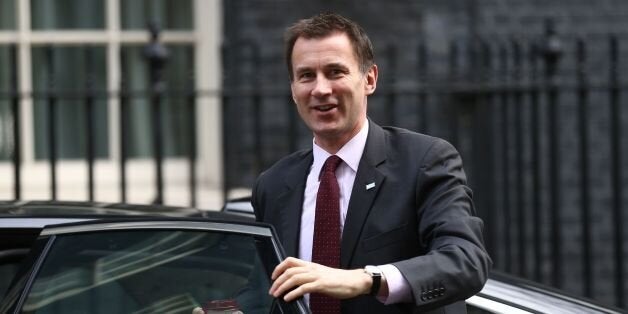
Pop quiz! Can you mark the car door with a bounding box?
[0,219,309,314]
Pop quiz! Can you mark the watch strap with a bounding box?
[365,266,382,296]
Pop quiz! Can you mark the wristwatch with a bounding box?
[364,265,382,296]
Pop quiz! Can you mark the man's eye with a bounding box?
[329,69,345,77]
[298,72,314,80]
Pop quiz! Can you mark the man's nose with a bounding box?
[311,76,332,97]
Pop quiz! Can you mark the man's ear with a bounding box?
[365,64,378,95]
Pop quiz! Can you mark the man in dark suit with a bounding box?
[252,12,491,314]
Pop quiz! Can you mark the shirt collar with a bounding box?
[312,121,369,175]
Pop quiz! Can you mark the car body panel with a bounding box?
[466,295,533,314]
[472,276,625,314]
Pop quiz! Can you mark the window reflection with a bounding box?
[22,230,273,314]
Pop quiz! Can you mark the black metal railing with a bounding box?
[1,22,627,309]
[1,42,199,207]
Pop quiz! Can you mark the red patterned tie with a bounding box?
[310,155,343,314]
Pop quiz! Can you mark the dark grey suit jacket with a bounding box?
[252,120,491,314]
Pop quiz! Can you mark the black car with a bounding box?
[2,200,624,314]
[0,201,309,314]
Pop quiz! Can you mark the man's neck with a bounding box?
[314,119,367,154]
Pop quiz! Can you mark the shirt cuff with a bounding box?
[376,264,413,305]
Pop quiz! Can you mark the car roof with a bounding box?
[0,200,204,217]
[0,200,259,229]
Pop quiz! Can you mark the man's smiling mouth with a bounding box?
[314,105,337,112]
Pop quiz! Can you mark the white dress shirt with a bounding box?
[299,121,411,304]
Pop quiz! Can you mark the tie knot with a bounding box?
[321,155,343,174]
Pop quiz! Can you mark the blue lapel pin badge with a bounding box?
[366,182,376,190]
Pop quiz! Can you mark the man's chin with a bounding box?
[312,126,341,138]
[313,127,354,147]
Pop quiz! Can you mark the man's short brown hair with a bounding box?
[284,12,375,81]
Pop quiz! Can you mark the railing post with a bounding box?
[144,22,169,205]
[221,43,230,203]
[540,18,563,288]
[529,39,543,282]
[498,41,512,273]
[479,39,496,262]
[10,45,21,200]
[119,48,129,203]
[186,47,197,207]
[84,45,96,201]
[609,34,625,309]
[251,43,263,182]
[45,46,58,200]
[512,39,526,278]
[576,38,592,298]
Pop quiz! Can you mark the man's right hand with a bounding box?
[269,257,372,301]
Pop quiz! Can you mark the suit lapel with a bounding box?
[274,152,312,258]
[341,121,387,267]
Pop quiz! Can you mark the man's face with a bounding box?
[290,32,377,150]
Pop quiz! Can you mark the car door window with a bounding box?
[0,229,40,298]
[18,230,277,314]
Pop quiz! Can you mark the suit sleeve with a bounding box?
[392,138,492,310]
